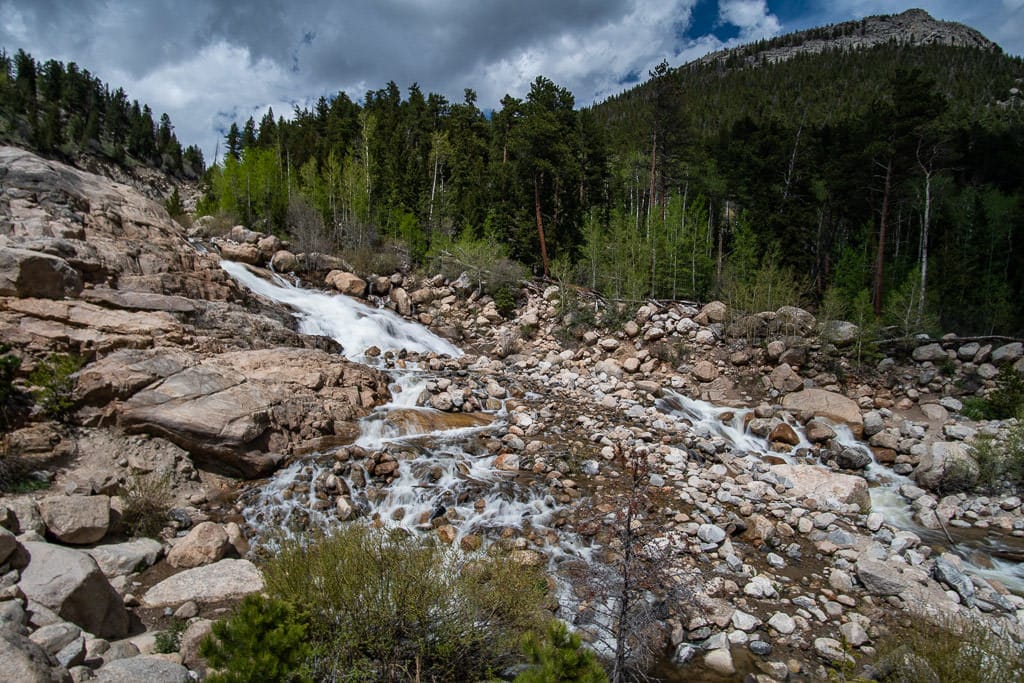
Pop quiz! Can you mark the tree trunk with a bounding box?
[873,159,893,316]
[534,173,549,278]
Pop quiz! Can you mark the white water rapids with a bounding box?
[658,389,1024,593]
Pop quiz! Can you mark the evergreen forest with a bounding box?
[4,38,1024,337]
[0,49,204,178]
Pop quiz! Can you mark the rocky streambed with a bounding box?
[1,146,1024,681]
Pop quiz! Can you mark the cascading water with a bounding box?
[658,389,1024,592]
[221,261,569,554]
[221,260,462,360]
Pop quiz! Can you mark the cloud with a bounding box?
[719,0,782,40]
[0,0,1021,162]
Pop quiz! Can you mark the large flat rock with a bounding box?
[769,464,870,512]
[142,558,264,607]
[781,388,863,437]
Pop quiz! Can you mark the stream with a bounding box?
[221,260,1024,674]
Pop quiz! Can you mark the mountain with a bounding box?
[698,8,998,68]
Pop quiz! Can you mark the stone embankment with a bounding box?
[2,146,1023,680]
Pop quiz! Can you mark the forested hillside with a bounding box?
[7,11,1021,338]
[0,49,204,178]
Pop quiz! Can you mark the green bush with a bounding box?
[515,620,607,683]
[493,285,518,318]
[200,594,311,683]
[155,619,187,654]
[263,526,547,682]
[28,353,83,421]
[0,344,21,422]
[428,228,526,295]
[962,367,1024,420]
[966,419,1024,493]
[119,473,173,538]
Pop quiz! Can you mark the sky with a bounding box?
[2,0,1022,161]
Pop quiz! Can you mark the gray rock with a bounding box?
[698,524,727,545]
[0,627,71,683]
[823,320,860,346]
[0,525,18,564]
[855,557,911,596]
[840,621,869,647]
[814,637,853,665]
[18,542,129,639]
[991,342,1023,365]
[767,612,796,634]
[39,495,111,545]
[93,656,189,683]
[55,636,85,668]
[835,447,871,470]
[29,622,82,656]
[912,343,947,362]
[0,246,83,299]
[142,558,264,607]
[933,558,975,606]
[86,538,163,578]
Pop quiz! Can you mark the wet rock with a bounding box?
[769,422,800,446]
[18,542,129,639]
[325,270,367,297]
[835,447,871,470]
[805,419,836,443]
[932,557,975,606]
[703,648,735,676]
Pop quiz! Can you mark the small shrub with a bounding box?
[515,620,608,683]
[966,419,1024,493]
[961,367,1024,420]
[201,594,311,683]
[155,619,187,654]
[120,473,173,538]
[597,302,636,332]
[493,285,518,318]
[28,353,84,422]
[0,344,21,427]
[0,435,48,493]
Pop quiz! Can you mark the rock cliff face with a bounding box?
[0,145,389,476]
[699,9,998,68]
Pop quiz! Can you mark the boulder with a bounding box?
[769,364,803,392]
[39,495,111,545]
[325,270,367,297]
[0,246,83,299]
[855,557,914,596]
[118,349,389,477]
[915,441,978,491]
[912,343,948,362]
[691,360,719,383]
[93,656,190,683]
[781,389,863,437]
[86,538,163,578]
[822,320,859,346]
[769,464,870,511]
[0,628,71,683]
[991,342,1023,365]
[18,542,129,638]
[694,301,728,325]
[270,250,299,272]
[76,348,197,404]
[773,306,816,335]
[142,558,264,607]
[218,242,261,265]
[166,521,232,568]
[0,525,18,564]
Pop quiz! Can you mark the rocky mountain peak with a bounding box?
[697,8,999,69]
